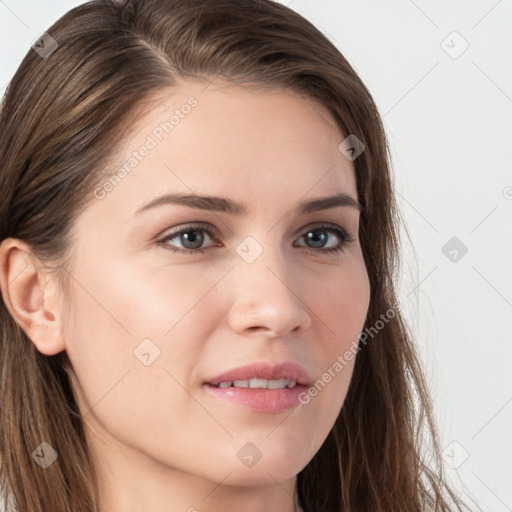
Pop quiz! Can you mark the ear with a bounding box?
[0,238,66,355]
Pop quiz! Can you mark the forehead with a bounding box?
[89,80,358,220]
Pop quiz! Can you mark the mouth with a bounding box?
[202,362,311,413]
[204,361,312,388]
[207,377,299,390]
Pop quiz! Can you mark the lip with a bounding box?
[204,362,312,387]
[203,383,309,413]
[202,361,312,414]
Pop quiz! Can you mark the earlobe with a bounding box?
[0,238,66,356]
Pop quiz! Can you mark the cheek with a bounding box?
[293,256,370,427]
[304,254,371,347]
[62,256,230,409]
[61,257,230,463]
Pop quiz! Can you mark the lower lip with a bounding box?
[203,383,308,413]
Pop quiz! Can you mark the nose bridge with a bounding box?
[235,229,290,294]
[227,232,312,337]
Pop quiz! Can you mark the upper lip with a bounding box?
[205,362,311,387]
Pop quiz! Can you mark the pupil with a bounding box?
[182,230,204,249]
[307,230,327,248]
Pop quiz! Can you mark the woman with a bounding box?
[0,1,469,511]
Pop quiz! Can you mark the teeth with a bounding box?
[216,378,297,389]
[266,378,288,389]
[249,378,269,388]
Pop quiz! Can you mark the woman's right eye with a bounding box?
[157,224,220,254]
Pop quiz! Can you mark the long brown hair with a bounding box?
[0,1,469,510]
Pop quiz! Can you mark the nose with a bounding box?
[226,246,312,339]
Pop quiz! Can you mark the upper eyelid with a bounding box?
[157,222,219,241]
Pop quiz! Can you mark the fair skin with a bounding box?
[0,80,370,512]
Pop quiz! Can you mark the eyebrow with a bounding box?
[135,191,362,216]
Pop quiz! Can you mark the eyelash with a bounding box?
[156,222,355,257]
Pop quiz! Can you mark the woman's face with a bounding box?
[61,80,370,505]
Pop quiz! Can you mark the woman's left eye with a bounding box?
[157,222,354,256]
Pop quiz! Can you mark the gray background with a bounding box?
[1,1,511,510]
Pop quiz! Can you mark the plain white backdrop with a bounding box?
[1,1,511,510]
